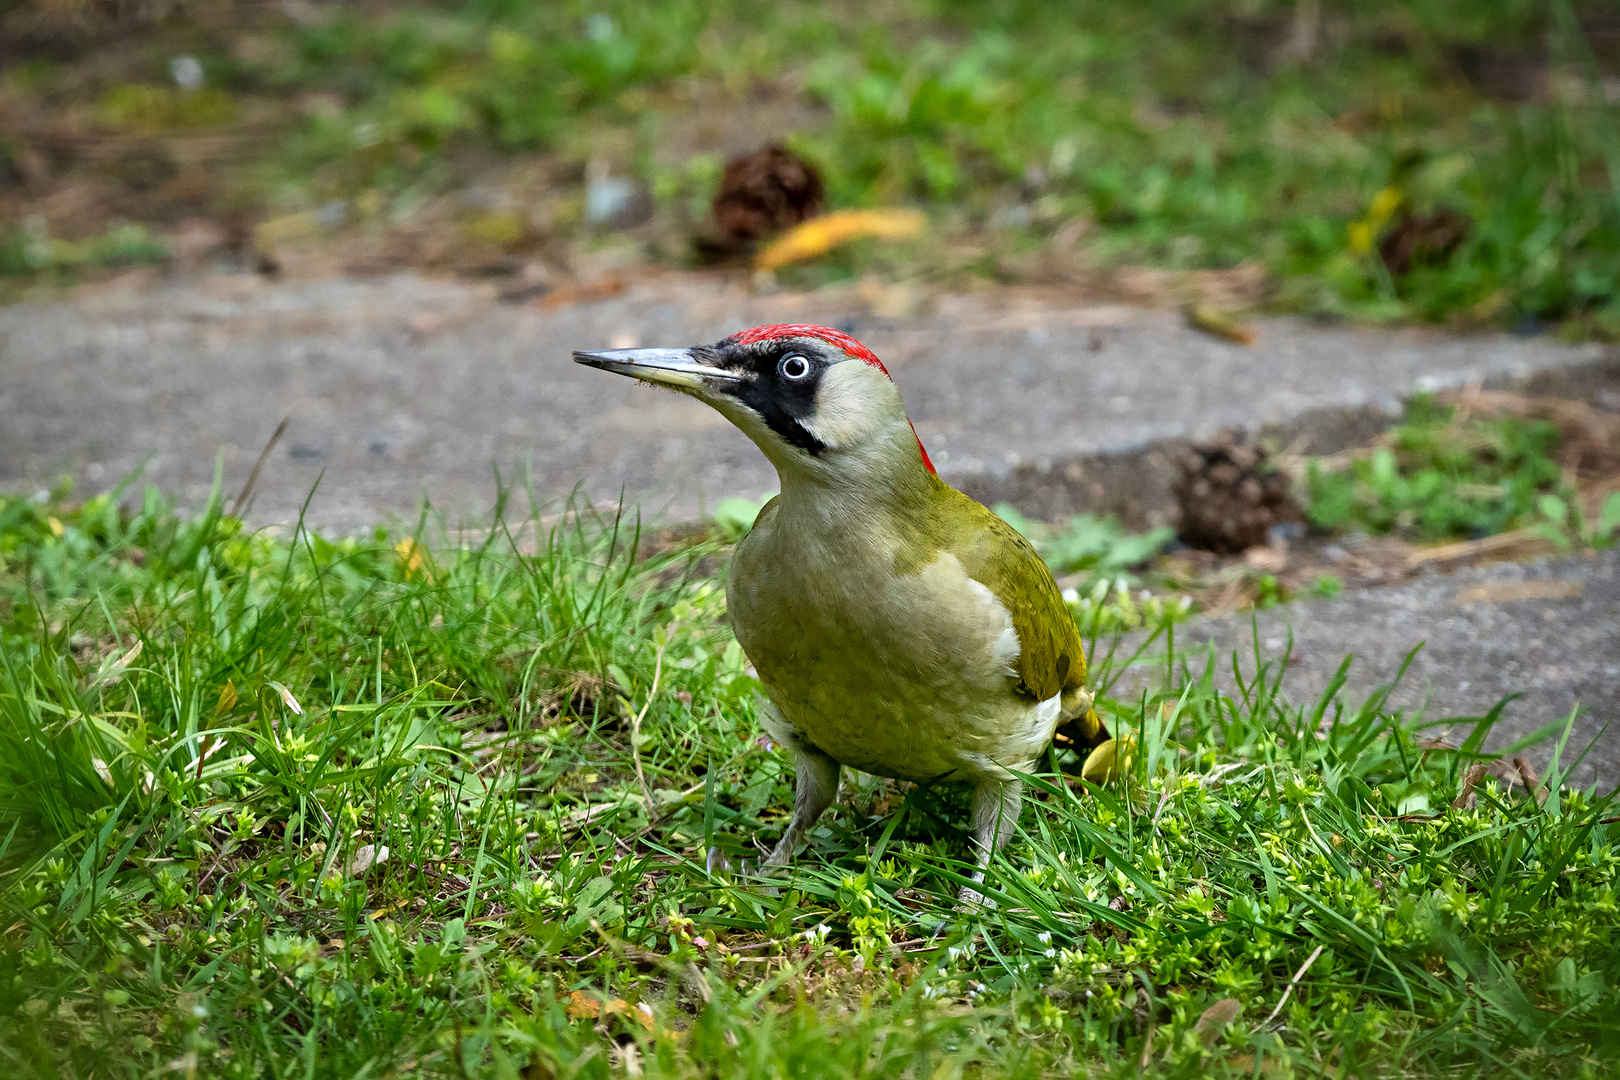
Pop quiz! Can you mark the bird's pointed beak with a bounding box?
[572,347,744,390]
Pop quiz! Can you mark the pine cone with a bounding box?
[697,146,825,258]
[1173,430,1302,554]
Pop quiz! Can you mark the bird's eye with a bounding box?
[779,354,812,380]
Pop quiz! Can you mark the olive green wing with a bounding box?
[940,490,1106,749]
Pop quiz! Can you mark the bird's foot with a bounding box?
[706,847,780,895]
[704,846,756,877]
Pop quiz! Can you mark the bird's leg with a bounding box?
[762,747,840,869]
[960,778,1023,908]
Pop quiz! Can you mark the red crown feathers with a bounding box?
[725,324,934,475]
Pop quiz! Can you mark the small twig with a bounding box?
[230,415,290,518]
[1264,944,1326,1025]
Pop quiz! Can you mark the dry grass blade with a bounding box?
[231,416,290,518]
[1405,528,1559,571]
[630,637,667,819]
[1454,579,1583,606]
[539,274,627,310]
[1264,944,1326,1025]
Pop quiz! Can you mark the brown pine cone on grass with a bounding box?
[1173,430,1303,555]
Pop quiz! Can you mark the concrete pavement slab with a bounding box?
[2,271,1612,531]
[2,269,1616,788]
[1117,549,1620,791]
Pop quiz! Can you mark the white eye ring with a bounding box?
[779,354,812,380]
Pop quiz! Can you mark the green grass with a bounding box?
[6,1,1620,331]
[0,223,170,279]
[2,482,1618,1078]
[259,0,1620,329]
[1305,395,1620,544]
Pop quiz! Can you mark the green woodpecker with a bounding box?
[575,324,1106,897]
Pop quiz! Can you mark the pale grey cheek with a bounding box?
[799,389,885,449]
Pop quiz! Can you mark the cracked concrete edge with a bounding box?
[1107,547,1620,791]
[957,348,1620,529]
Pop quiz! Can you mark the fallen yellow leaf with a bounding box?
[754,208,926,271]
[565,990,608,1020]
[395,537,427,578]
[1184,304,1256,346]
[565,991,683,1040]
[1081,733,1135,785]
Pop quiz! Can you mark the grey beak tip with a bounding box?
[570,346,743,383]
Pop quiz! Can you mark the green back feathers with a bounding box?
[893,478,1103,744]
[923,484,1081,699]
[745,474,1106,750]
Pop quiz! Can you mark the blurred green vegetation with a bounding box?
[0,221,170,277]
[4,0,1620,332]
[1305,395,1620,544]
[4,481,1615,1077]
[994,503,1176,580]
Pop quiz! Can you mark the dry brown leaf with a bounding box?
[1379,209,1471,276]
[565,989,609,1020]
[1116,262,1270,307]
[523,1055,561,1080]
[753,209,926,271]
[712,145,825,244]
[1509,755,1549,805]
[1451,763,1487,810]
[346,843,388,877]
[1195,998,1243,1045]
[540,274,627,310]
[1244,545,1288,572]
[564,991,682,1041]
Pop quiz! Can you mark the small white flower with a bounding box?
[170,55,204,91]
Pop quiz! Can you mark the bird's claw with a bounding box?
[704,846,755,876]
